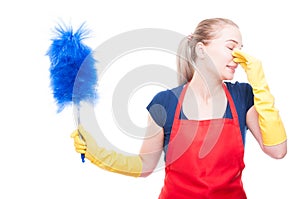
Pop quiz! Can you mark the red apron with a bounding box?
[159,83,246,199]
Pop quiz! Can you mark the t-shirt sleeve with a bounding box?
[243,83,254,112]
[146,91,169,127]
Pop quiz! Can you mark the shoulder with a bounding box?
[225,81,253,97]
[225,81,254,111]
[148,84,184,106]
[225,81,252,91]
[146,84,184,127]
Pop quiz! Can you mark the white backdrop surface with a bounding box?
[0,0,299,198]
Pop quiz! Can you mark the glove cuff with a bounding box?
[86,148,143,177]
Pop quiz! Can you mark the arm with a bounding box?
[232,50,287,158]
[246,106,287,159]
[71,114,164,177]
[139,115,164,177]
[232,50,287,146]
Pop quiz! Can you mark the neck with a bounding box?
[183,71,227,120]
[189,71,224,102]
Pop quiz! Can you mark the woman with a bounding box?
[71,18,287,198]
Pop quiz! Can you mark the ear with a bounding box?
[195,42,206,59]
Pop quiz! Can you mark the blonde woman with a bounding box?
[72,18,287,198]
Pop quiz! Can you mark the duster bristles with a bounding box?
[47,22,98,113]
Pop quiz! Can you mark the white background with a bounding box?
[1,0,299,198]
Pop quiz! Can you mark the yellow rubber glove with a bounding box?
[71,125,143,177]
[232,49,287,146]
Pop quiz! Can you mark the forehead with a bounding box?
[213,25,242,45]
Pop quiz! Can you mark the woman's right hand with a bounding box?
[70,128,87,155]
[70,125,143,177]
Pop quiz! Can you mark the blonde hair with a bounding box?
[176,18,239,84]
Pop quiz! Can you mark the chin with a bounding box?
[222,75,234,81]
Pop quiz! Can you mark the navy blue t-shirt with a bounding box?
[146,81,254,154]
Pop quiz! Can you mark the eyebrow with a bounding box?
[226,39,243,48]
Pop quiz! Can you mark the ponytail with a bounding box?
[176,37,195,85]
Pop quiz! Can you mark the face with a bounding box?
[198,25,243,80]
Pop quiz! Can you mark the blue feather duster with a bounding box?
[47,22,98,162]
[47,22,98,113]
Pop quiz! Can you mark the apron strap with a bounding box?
[174,83,190,120]
[222,83,239,123]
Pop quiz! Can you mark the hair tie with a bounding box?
[187,33,194,41]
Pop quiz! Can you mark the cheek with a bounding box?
[220,48,234,64]
[211,50,232,67]
[205,46,232,67]
[224,52,234,63]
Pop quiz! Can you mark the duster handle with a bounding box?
[76,106,85,163]
[81,153,85,163]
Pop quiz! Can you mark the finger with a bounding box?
[232,49,244,57]
[232,50,250,62]
[74,135,87,145]
[70,129,79,138]
[74,141,87,153]
[232,49,252,62]
[75,148,86,154]
[74,143,87,150]
[233,57,246,63]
